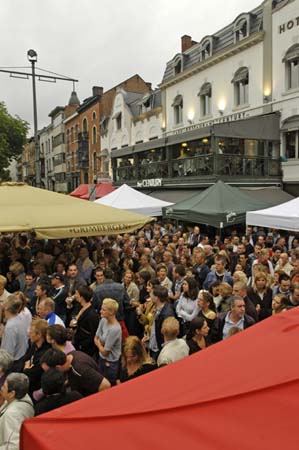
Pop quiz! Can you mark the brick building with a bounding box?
[64,74,151,190]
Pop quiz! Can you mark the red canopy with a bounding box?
[70,183,115,200]
[21,308,299,450]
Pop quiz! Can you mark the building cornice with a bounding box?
[159,31,265,89]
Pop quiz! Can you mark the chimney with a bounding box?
[181,35,197,52]
[92,86,103,97]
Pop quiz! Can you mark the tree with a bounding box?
[0,102,28,181]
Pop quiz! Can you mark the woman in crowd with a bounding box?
[46,324,75,353]
[94,298,122,386]
[197,290,217,331]
[118,336,156,383]
[70,285,99,356]
[272,294,289,315]
[123,270,142,338]
[137,271,152,304]
[136,279,159,344]
[176,276,199,336]
[247,272,272,320]
[232,270,248,286]
[186,317,211,354]
[217,282,233,312]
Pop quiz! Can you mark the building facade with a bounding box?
[39,124,53,190]
[22,137,36,185]
[49,106,67,192]
[272,0,299,195]
[111,0,299,200]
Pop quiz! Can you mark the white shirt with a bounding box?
[157,338,189,367]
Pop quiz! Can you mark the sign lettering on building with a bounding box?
[137,178,162,188]
[170,111,247,136]
[279,16,299,34]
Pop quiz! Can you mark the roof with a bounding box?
[162,3,264,84]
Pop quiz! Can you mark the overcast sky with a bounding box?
[0,0,262,134]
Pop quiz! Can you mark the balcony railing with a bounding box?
[114,154,281,183]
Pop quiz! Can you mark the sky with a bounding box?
[0,0,262,134]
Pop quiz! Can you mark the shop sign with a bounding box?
[137,178,162,188]
[171,111,247,136]
[279,16,299,34]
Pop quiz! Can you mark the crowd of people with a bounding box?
[0,222,298,448]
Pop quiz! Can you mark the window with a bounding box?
[92,126,97,144]
[232,67,249,106]
[70,127,74,142]
[174,58,182,75]
[285,131,297,159]
[93,152,97,172]
[172,95,183,125]
[234,15,250,43]
[199,83,212,116]
[282,116,299,159]
[235,20,248,42]
[82,118,88,135]
[284,45,299,90]
[115,113,121,130]
[92,111,96,121]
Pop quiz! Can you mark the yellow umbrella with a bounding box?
[0,183,152,239]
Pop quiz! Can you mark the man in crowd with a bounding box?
[37,298,65,327]
[40,348,110,396]
[157,317,189,367]
[50,273,68,322]
[211,296,255,342]
[203,256,233,289]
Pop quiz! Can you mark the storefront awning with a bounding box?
[213,113,280,141]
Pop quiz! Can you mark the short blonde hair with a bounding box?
[102,298,119,314]
[161,317,180,340]
[233,271,248,285]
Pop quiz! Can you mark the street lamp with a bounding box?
[27,49,40,187]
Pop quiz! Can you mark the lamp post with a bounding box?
[27,49,40,187]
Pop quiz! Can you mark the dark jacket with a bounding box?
[73,306,99,356]
[246,288,272,321]
[154,303,175,351]
[51,285,69,318]
[92,279,130,321]
[210,311,255,343]
[22,341,52,394]
[193,263,210,289]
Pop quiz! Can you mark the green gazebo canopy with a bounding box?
[162,180,271,228]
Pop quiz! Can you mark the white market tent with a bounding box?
[95,184,173,217]
[246,196,299,232]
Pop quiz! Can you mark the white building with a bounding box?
[102,88,162,183]
[111,0,298,203]
[272,0,299,195]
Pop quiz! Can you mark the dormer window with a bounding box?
[234,15,250,43]
[200,36,213,62]
[173,56,183,75]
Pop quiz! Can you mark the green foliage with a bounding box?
[0,102,28,181]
